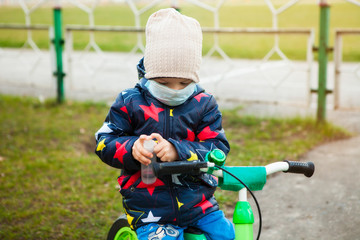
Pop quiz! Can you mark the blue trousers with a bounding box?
[136,210,235,240]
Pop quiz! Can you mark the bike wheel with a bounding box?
[107,214,138,240]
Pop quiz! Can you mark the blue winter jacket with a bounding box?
[95,59,230,230]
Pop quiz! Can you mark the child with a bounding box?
[95,8,235,240]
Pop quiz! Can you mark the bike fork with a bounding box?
[233,189,254,240]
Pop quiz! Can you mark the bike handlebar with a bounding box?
[152,161,210,177]
[153,160,315,178]
[283,160,315,177]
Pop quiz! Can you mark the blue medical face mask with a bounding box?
[146,80,196,106]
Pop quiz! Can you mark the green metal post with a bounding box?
[53,5,65,103]
[317,0,330,122]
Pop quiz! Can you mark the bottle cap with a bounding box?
[143,140,155,152]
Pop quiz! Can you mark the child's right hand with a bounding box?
[132,135,153,165]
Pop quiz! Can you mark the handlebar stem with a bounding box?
[265,162,289,175]
[239,188,247,202]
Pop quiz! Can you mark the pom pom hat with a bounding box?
[144,8,202,83]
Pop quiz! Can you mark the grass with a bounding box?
[0,2,359,61]
[0,94,351,239]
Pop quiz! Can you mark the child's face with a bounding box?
[154,78,193,90]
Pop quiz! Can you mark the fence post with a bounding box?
[317,0,331,122]
[334,31,342,110]
[53,4,65,103]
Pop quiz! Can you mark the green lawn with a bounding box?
[0,95,350,239]
[0,2,359,61]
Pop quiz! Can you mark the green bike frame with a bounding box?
[183,232,207,240]
[220,166,266,240]
[184,166,267,240]
[233,201,254,240]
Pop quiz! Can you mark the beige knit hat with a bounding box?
[144,8,202,83]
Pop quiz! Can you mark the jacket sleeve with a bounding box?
[94,93,140,172]
[168,95,230,162]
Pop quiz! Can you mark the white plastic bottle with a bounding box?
[141,140,157,184]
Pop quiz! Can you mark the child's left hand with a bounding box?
[150,133,179,162]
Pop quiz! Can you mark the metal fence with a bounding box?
[0,0,359,109]
[334,29,360,109]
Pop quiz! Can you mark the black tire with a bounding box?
[107,214,137,240]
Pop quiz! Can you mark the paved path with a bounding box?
[254,135,360,240]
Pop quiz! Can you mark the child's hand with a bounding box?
[132,135,153,165]
[150,133,179,162]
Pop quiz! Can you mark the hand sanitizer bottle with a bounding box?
[141,140,157,184]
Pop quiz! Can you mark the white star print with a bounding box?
[195,143,216,161]
[172,174,182,185]
[95,122,113,140]
[121,90,141,104]
[141,211,161,223]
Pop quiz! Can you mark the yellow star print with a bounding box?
[126,214,134,226]
[170,109,174,117]
[123,203,145,229]
[176,197,184,209]
[96,139,106,151]
[187,151,198,161]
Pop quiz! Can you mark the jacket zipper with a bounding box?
[164,106,170,139]
[163,106,180,225]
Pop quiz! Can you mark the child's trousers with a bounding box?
[136,210,235,240]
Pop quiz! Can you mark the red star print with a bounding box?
[140,103,164,122]
[194,93,208,102]
[117,175,126,186]
[120,106,131,123]
[197,126,219,141]
[122,171,141,189]
[137,178,165,196]
[113,140,129,164]
[120,106,128,114]
[193,194,213,214]
[186,129,195,141]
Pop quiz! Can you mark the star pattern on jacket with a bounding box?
[122,91,141,104]
[113,140,129,164]
[176,197,184,210]
[197,126,219,141]
[193,194,214,214]
[194,143,217,161]
[96,138,106,151]
[140,103,164,122]
[171,174,182,185]
[123,202,145,228]
[194,93,209,102]
[95,122,112,140]
[137,178,165,196]
[126,214,134,227]
[119,171,165,196]
[120,106,131,123]
[187,151,198,161]
[186,129,195,141]
[141,211,161,223]
[120,171,141,190]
